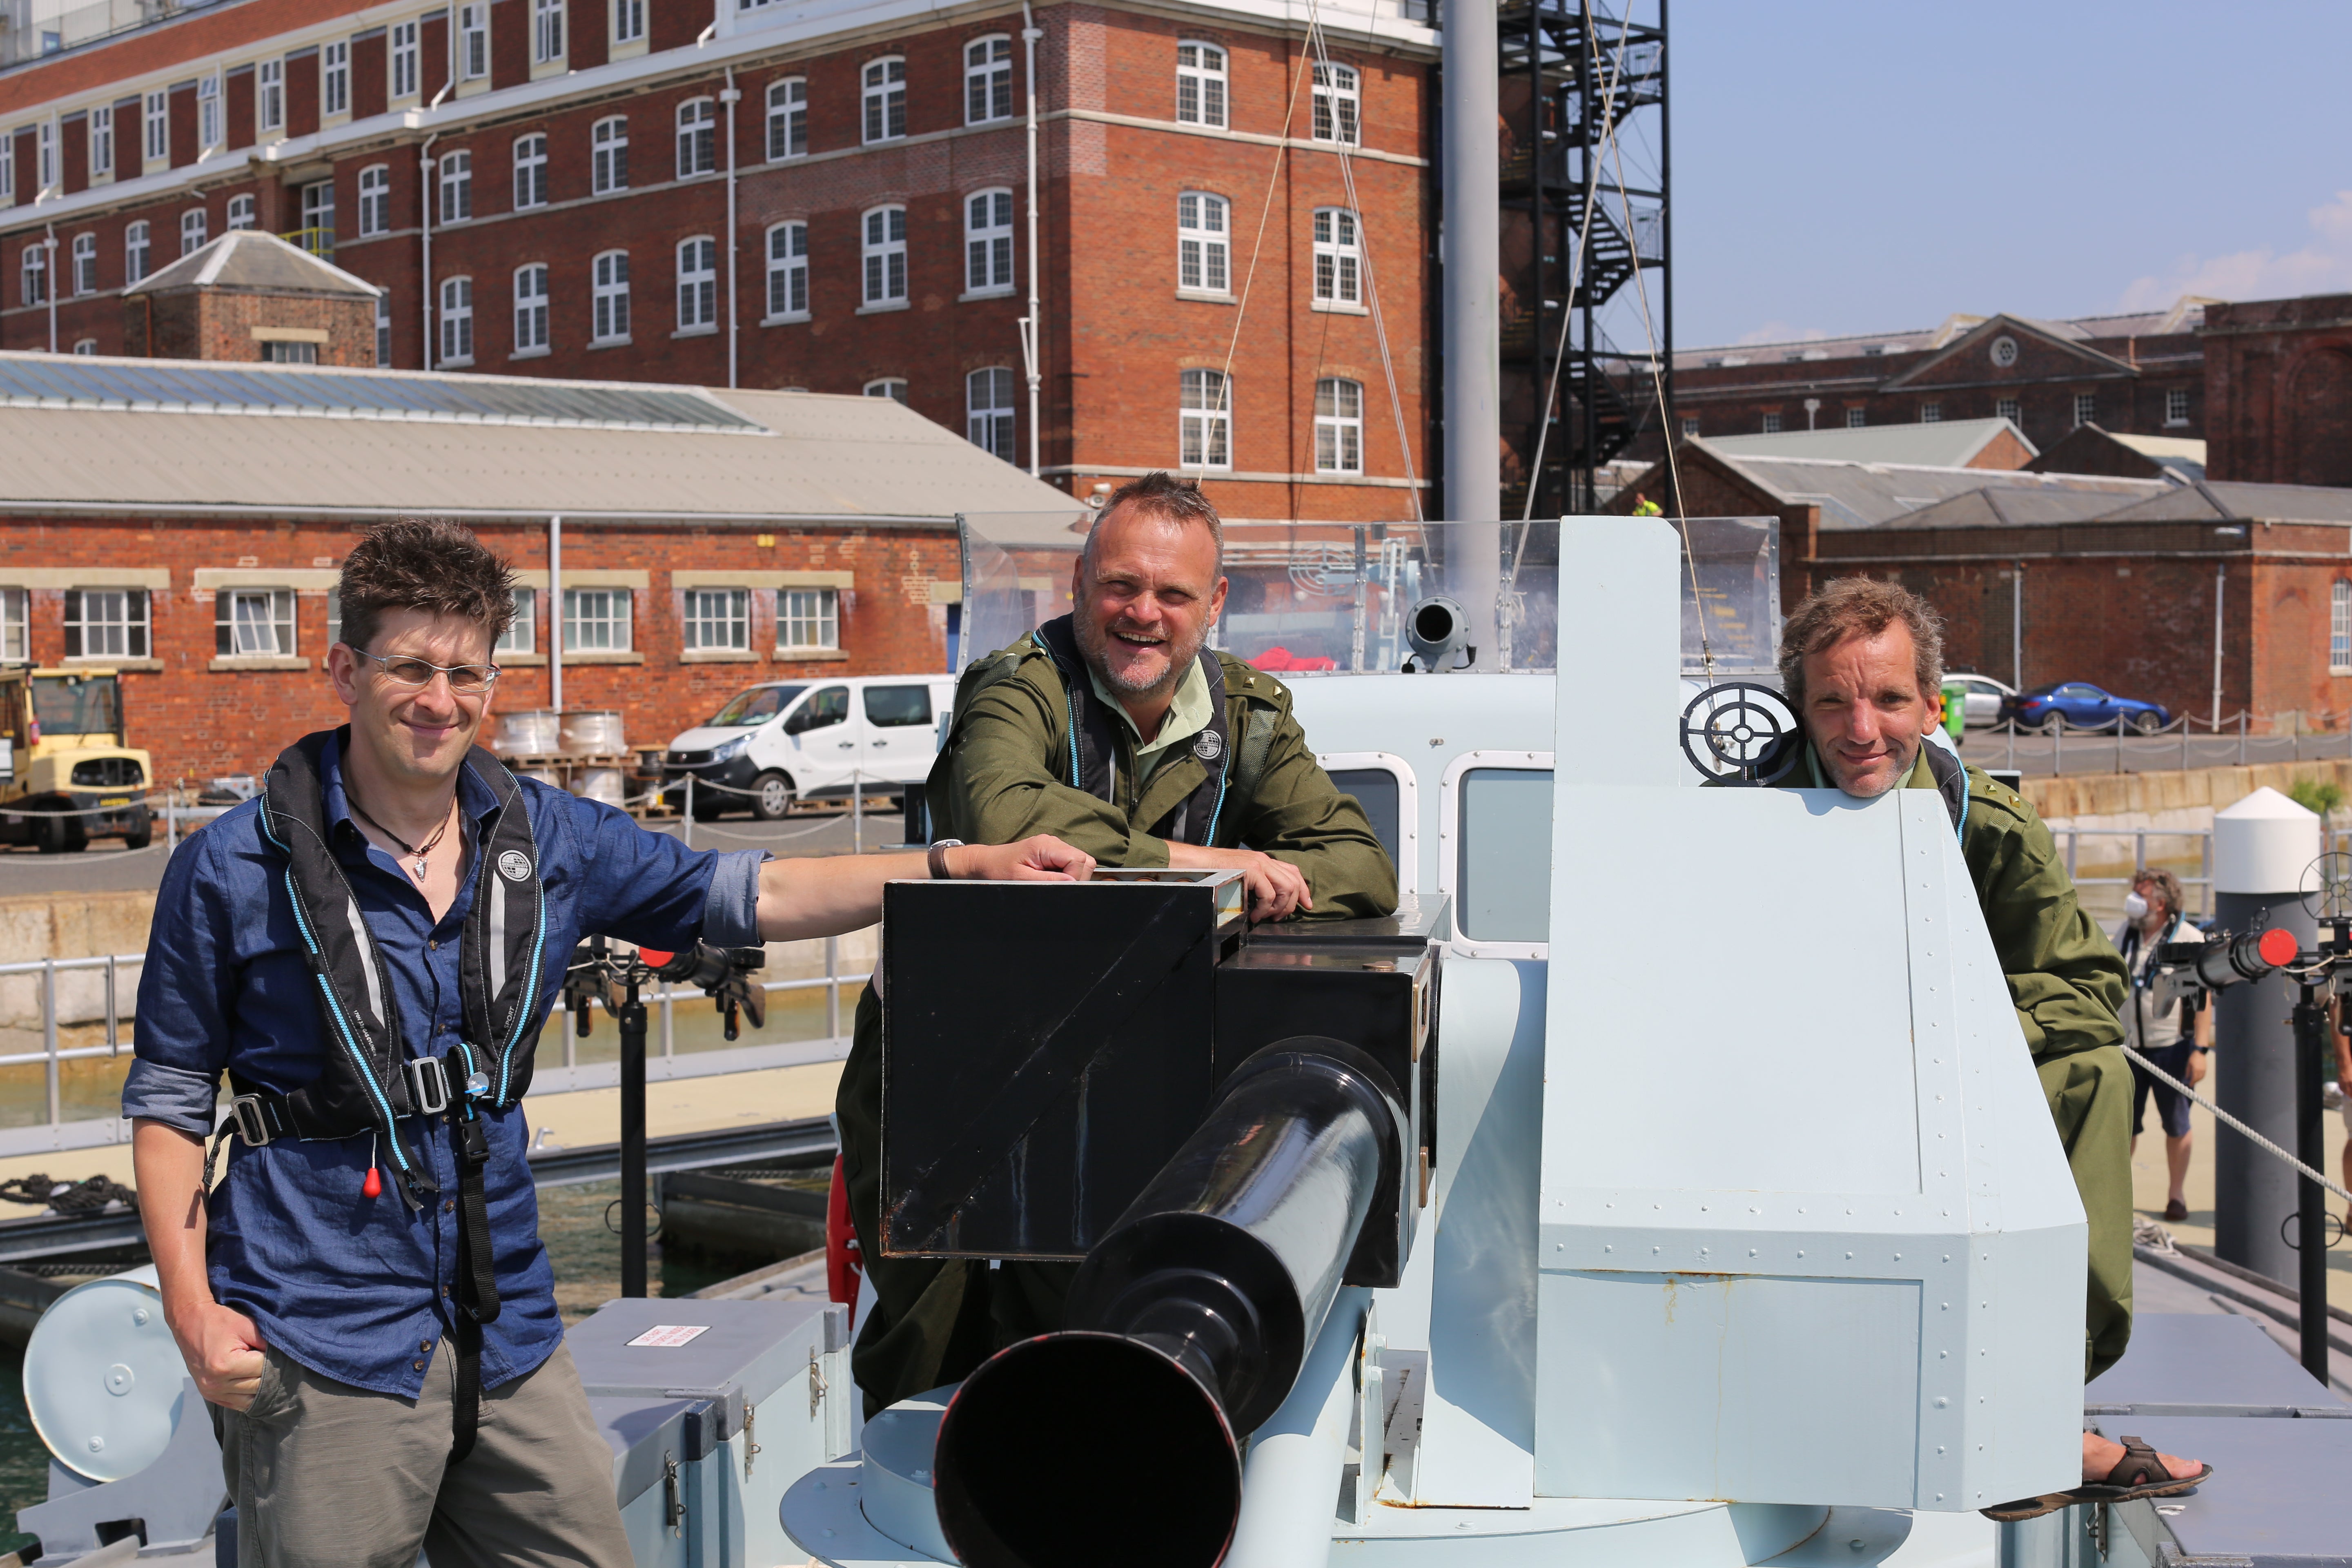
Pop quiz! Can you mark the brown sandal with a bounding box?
[1980,1437,2213,1522]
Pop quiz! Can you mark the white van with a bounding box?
[663,675,954,820]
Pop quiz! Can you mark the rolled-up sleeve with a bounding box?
[125,832,236,1134]
[700,850,770,947]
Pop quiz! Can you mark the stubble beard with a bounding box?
[1075,608,1205,700]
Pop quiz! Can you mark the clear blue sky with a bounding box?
[1669,0,2352,347]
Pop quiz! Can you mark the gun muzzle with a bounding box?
[932,1039,1402,1568]
[2162,927,2299,993]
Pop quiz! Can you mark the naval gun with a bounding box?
[877,868,1442,1566]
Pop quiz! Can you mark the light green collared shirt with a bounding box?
[1088,655,1213,784]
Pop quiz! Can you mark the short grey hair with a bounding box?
[1080,471,1225,579]
[1778,575,1946,710]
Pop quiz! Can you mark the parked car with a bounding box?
[2000,682,2170,734]
[664,675,953,820]
[1941,673,2016,729]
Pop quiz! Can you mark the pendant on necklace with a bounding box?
[410,854,429,883]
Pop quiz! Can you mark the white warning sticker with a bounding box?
[626,1324,711,1348]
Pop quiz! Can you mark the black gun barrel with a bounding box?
[2161,926,2298,994]
[932,1038,1401,1568]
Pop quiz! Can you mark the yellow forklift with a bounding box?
[0,667,155,853]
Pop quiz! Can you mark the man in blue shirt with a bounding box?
[128,517,1091,1566]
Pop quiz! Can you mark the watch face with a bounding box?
[1989,335,2019,368]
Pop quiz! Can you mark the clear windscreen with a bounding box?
[955,513,1778,678]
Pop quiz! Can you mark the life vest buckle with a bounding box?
[229,1094,275,1147]
[404,1056,452,1117]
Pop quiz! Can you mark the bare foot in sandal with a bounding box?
[2083,1432,2207,1492]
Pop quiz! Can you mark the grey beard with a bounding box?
[1075,611,1202,698]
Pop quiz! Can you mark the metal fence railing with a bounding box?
[0,942,867,1138]
[1981,709,2352,777]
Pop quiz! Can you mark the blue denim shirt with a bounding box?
[125,735,766,1399]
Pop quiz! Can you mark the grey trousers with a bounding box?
[215,1339,631,1568]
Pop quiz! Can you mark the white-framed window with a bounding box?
[63,588,149,660]
[967,365,1015,461]
[763,78,809,163]
[513,263,549,352]
[1315,376,1362,472]
[1,141,13,204]
[358,164,390,236]
[1996,396,2020,423]
[69,232,94,294]
[124,220,149,284]
[0,588,24,662]
[1178,192,1229,293]
[1312,207,1360,304]
[2335,580,2352,672]
[677,236,717,330]
[216,588,296,657]
[1177,41,1227,127]
[180,208,207,255]
[496,586,537,655]
[864,378,907,403]
[677,97,716,178]
[1680,415,1699,437]
[592,249,630,341]
[301,179,334,243]
[376,291,391,365]
[862,204,907,305]
[90,105,113,181]
[322,39,350,118]
[965,35,1012,124]
[682,588,750,651]
[2166,387,2190,425]
[613,0,645,45]
[1919,401,1942,424]
[779,587,838,650]
[34,120,53,193]
[563,587,632,652]
[863,57,906,143]
[2073,392,2096,428]
[226,194,254,230]
[592,116,628,193]
[198,72,220,150]
[143,89,168,164]
[439,148,472,223]
[72,337,96,354]
[1180,368,1231,468]
[20,243,45,306]
[439,276,474,363]
[966,187,1013,292]
[1761,411,1782,434]
[1311,60,1359,145]
[390,20,419,98]
[512,134,547,208]
[1846,407,1867,428]
[258,59,284,135]
[765,221,807,317]
[459,3,489,79]
[533,0,564,63]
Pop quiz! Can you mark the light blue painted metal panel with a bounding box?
[1454,769,1555,943]
[1552,517,1680,788]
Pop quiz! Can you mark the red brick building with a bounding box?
[0,0,1436,523]
[0,352,1071,782]
[1660,302,2212,462]
[2201,293,2352,490]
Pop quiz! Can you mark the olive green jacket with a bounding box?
[1778,743,2128,1060]
[929,637,1397,918]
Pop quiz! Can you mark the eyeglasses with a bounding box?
[349,645,502,695]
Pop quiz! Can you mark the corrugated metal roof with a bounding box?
[2098,481,2352,526]
[0,366,1074,522]
[1884,487,2145,531]
[1702,417,2031,470]
[1706,448,2172,531]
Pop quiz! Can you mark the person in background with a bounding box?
[2113,867,2212,1224]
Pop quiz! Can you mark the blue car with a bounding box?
[2000,681,2171,734]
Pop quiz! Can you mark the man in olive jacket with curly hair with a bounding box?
[837,472,1396,1413]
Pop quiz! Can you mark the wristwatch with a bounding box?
[927,839,967,880]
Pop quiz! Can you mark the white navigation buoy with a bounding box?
[23,1265,194,1482]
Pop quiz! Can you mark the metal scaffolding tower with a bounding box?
[1484,0,1670,517]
